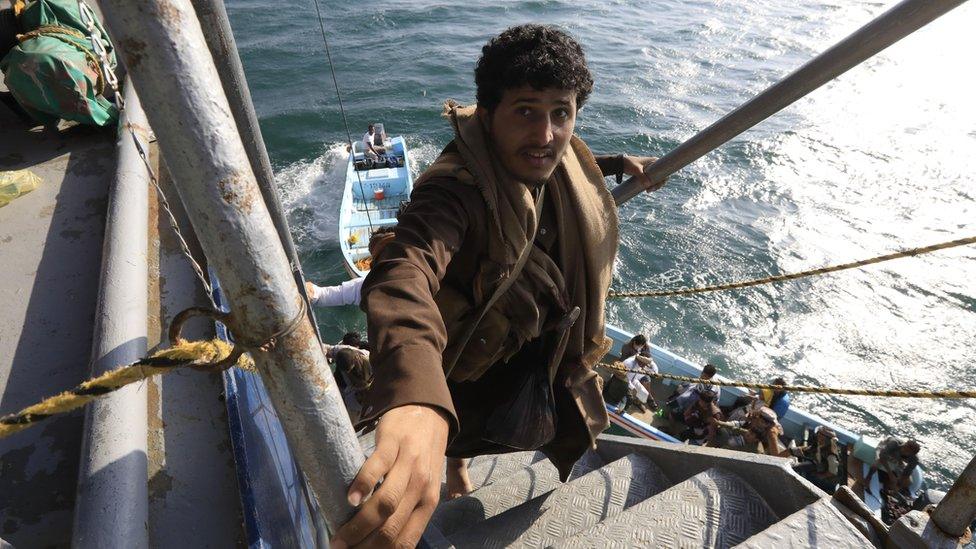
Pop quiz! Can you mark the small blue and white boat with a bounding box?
[338,124,413,278]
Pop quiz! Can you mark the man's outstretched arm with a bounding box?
[332,182,476,548]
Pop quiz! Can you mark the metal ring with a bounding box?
[168,306,242,370]
[233,298,308,352]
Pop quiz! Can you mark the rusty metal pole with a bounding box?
[612,0,969,205]
[932,454,976,538]
[98,0,363,531]
[189,0,323,342]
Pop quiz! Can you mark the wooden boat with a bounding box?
[337,124,413,278]
[600,323,925,517]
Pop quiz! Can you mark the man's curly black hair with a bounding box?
[475,24,593,113]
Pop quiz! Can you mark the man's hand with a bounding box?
[304,281,317,298]
[623,155,665,193]
[332,404,450,548]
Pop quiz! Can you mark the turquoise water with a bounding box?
[226,0,976,488]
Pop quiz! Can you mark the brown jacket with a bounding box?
[359,103,621,477]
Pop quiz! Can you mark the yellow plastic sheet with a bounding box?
[0,170,42,207]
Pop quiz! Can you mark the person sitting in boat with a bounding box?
[868,436,921,495]
[335,24,665,548]
[716,405,789,457]
[681,389,723,446]
[620,333,651,361]
[339,331,369,351]
[362,123,387,159]
[761,377,790,419]
[304,228,396,307]
[621,354,659,412]
[324,343,373,421]
[667,363,721,417]
[793,426,842,493]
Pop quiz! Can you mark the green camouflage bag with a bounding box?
[0,0,118,126]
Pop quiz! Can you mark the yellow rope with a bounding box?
[0,339,253,440]
[600,362,976,399]
[608,235,976,298]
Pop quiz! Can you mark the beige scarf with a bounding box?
[428,101,619,379]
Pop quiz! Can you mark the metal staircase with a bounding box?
[405,434,875,548]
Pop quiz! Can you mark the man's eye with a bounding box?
[519,107,533,117]
[554,109,570,120]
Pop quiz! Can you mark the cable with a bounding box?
[309,0,374,236]
[609,235,976,298]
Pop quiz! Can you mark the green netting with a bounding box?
[0,0,117,126]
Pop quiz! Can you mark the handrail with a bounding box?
[932,454,976,538]
[190,0,323,342]
[612,0,968,205]
[99,0,364,531]
[71,78,150,548]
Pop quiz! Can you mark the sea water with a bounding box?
[226,0,976,489]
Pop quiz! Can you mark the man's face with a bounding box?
[480,86,577,185]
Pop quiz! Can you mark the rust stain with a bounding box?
[216,174,255,214]
[153,1,184,25]
[123,122,152,141]
[119,38,148,69]
[148,469,175,500]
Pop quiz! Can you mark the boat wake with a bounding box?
[275,143,349,252]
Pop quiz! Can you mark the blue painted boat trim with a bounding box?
[605,404,681,443]
[212,272,318,548]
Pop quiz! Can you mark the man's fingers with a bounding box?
[645,178,667,193]
[357,469,427,548]
[336,451,415,547]
[392,485,440,549]
[347,442,397,506]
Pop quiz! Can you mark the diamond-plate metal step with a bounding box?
[735,498,872,548]
[555,467,778,549]
[439,451,545,498]
[359,431,542,496]
[430,451,604,537]
[448,453,672,549]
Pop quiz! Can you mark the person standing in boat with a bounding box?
[332,24,664,548]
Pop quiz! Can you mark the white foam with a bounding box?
[276,143,349,250]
